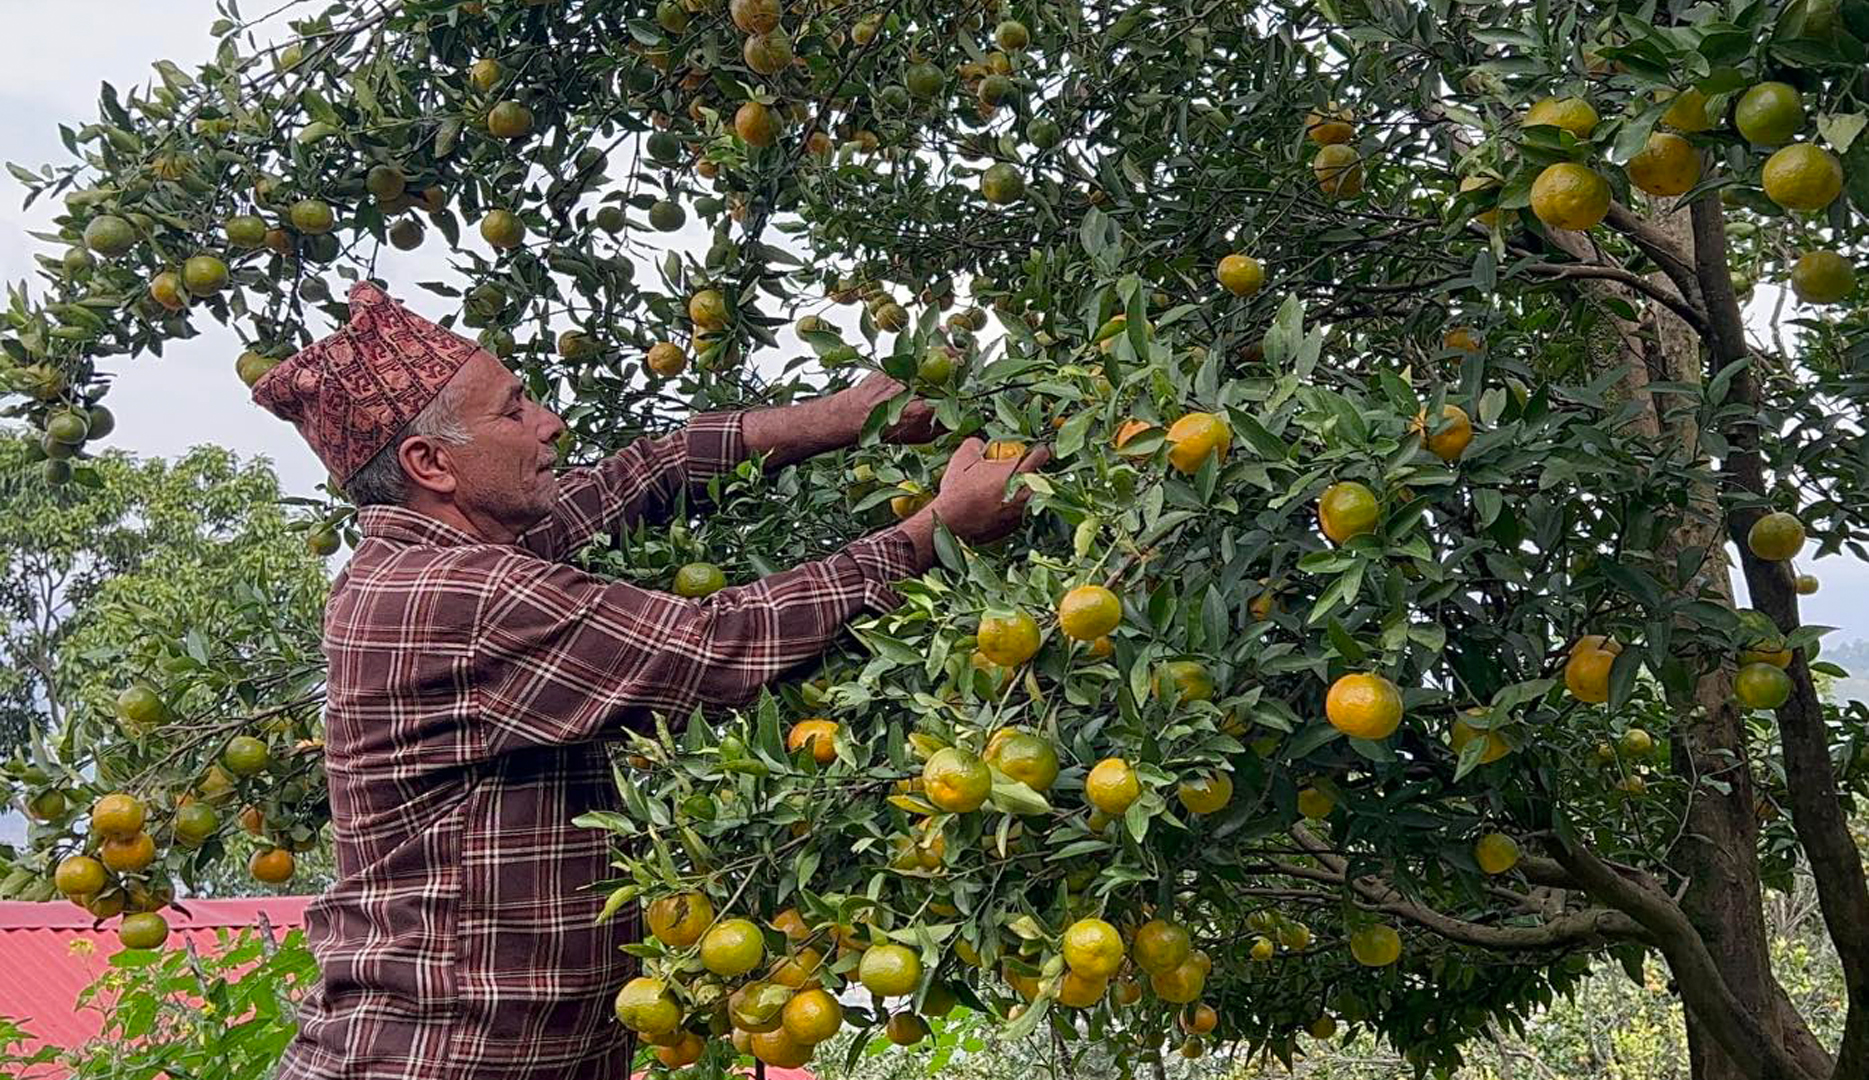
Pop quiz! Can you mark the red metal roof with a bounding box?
[0,897,311,1077]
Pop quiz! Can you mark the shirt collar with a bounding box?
[357,504,494,549]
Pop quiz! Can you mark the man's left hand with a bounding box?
[844,372,940,445]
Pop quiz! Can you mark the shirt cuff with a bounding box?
[684,412,747,483]
[844,528,920,613]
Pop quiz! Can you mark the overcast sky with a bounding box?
[0,0,1862,649]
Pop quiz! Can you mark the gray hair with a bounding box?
[345,383,470,507]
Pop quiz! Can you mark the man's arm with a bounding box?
[743,373,938,469]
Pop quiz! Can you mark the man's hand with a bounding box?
[895,437,1050,567]
[842,372,940,445]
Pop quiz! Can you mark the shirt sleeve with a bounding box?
[469,527,919,757]
[514,412,747,563]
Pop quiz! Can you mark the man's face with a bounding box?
[432,351,566,537]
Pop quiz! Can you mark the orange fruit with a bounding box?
[288,198,335,234]
[689,288,729,330]
[922,747,992,813]
[1734,82,1804,145]
[984,731,1059,793]
[976,610,1041,666]
[751,1027,812,1068]
[1625,132,1700,197]
[1058,585,1121,641]
[1450,712,1511,764]
[781,987,843,1044]
[1796,574,1820,595]
[486,100,533,139]
[91,793,146,840]
[1325,673,1404,740]
[890,484,933,520]
[55,854,107,897]
[1166,412,1230,474]
[647,891,716,948]
[1309,1014,1339,1039]
[1317,481,1379,544]
[1523,96,1599,138]
[249,847,296,884]
[647,341,687,377]
[222,735,271,777]
[1416,404,1473,462]
[1747,511,1805,561]
[1088,635,1114,658]
[1762,144,1842,212]
[1296,785,1335,820]
[858,943,923,996]
[769,946,824,989]
[786,718,839,765]
[148,271,187,311]
[727,980,789,1033]
[653,1032,705,1068]
[673,561,727,597]
[1304,105,1354,145]
[100,832,156,874]
[1085,758,1141,815]
[1182,1002,1218,1034]
[1312,144,1364,197]
[983,439,1027,460]
[1564,635,1623,704]
[1735,662,1793,710]
[1530,163,1610,230]
[1474,832,1520,874]
[1350,924,1401,967]
[1149,956,1206,1003]
[884,1011,929,1044]
[616,977,682,1035]
[1443,325,1483,351]
[1215,254,1265,297]
[1660,87,1713,132]
[1176,772,1233,815]
[980,163,1025,204]
[1062,917,1125,979]
[771,907,810,941]
[700,918,766,976]
[1057,970,1109,1008]
[118,912,169,950]
[734,101,779,147]
[1133,919,1191,974]
[1114,419,1156,449]
[1789,251,1855,304]
[1152,660,1214,704]
[479,209,526,248]
[730,0,781,32]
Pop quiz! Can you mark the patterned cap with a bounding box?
[251,281,483,483]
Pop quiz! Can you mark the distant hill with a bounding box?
[1827,639,1868,677]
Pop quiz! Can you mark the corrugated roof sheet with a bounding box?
[0,897,310,1078]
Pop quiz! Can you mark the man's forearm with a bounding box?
[741,390,868,469]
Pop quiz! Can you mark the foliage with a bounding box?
[0,925,317,1080]
[0,0,1867,1078]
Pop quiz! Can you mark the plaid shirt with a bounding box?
[276,412,917,1080]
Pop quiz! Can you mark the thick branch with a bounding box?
[1605,203,1703,306]
[1692,193,1869,1080]
[1554,838,1815,1080]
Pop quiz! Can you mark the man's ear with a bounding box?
[399,437,459,496]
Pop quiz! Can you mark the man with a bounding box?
[254,282,1046,1079]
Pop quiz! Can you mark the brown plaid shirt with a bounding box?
[276,412,917,1079]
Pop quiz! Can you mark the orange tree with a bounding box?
[3,0,1869,1078]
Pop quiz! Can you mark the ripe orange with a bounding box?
[922,747,992,813]
[647,891,715,948]
[1062,917,1125,979]
[1312,144,1364,197]
[1215,254,1265,297]
[1789,251,1855,304]
[983,439,1026,460]
[479,209,526,248]
[1564,635,1623,704]
[250,847,296,884]
[858,942,923,996]
[1166,412,1231,474]
[115,684,167,729]
[1057,969,1109,1008]
[55,854,107,898]
[1085,758,1141,815]
[1152,660,1215,704]
[770,907,810,942]
[769,946,824,988]
[734,101,779,147]
[468,57,502,92]
[1182,1002,1218,1034]
[1747,511,1805,561]
[727,980,789,1033]
[1796,574,1820,595]
[1149,956,1206,1003]
[653,1032,705,1068]
[984,731,1059,793]
[1349,924,1402,967]
[1762,144,1842,212]
[91,793,146,841]
[1133,918,1191,974]
[1474,832,1520,874]
[1088,635,1114,658]
[1417,404,1473,462]
[1443,325,1483,352]
[700,918,766,976]
[786,719,839,765]
[1058,585,1121,641]
[730,0,780,32]
[688,289,729,330]
[486,100,534,139]
[148,271,187,311]
[1523,96,1598,138]
[781,987,843,1044]
[1317,481,1379,544]
[751,1027,811,1068]
[1304,105,1354,145]
[1530,163,1610,230]
[1660,87,1713,133]
[1620,727,1656,757]
[976,610,1041,666]
[1450,712,1511,764]
[100,832,156,874]
[1626,132,1700,197]
[1176,772,1233,815]
[1325,673,1403,740]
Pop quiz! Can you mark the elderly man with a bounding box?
[254,282,1045,1079]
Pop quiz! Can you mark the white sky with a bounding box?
[0,0,1862,653]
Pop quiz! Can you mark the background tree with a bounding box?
[0,0,1867,1079]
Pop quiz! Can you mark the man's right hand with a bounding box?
[896,438,1050,567]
